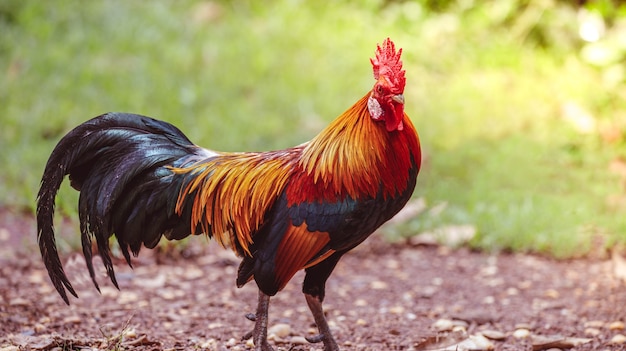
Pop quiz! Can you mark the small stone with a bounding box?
[482,296,495,304]
[354,299,367,307]
[609,321,625,330]
[62,315,82,324]
[506,287,519,296]
[518,280,533,289]
[433,319,454,332]
[513,328,531,339]
[452,325,467,332]
[0,346,19,351]
[370,281,388,290]
[9,298,29,306]
[515,323,533,330]
[34,323,47,333]
[268,323,291,338]
[389,306,405,314]
[290,336,309,345]
[199,339,218,349]
[356,318,368,326]
[123,328,137,339]
[584,327,601,336]
[584,320,605,328]
[610,334,626,345]
[245,338,255,348]
[453,320,469,329]
[456,334,494,351]
[481,330,506,341]
[544,289,560,299]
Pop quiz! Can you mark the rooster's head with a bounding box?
[368,38,406,132]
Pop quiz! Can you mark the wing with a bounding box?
[238,184,387,295]
[172,149,300,257]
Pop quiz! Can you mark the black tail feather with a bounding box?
[36,112,205,303]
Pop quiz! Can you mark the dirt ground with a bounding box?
[1,208,626,351]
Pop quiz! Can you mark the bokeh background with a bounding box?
[2,0,626,257]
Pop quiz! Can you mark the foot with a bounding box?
[305,293,340,351]
[242,291,274,351]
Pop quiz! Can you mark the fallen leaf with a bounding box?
[531,335,592,351]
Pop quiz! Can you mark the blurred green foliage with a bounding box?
[1,0,625,257]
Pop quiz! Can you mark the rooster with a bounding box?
[37,38,421,351]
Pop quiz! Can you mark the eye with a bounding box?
[375,84,384,94]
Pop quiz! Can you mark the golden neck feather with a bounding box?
[298,93,387,198]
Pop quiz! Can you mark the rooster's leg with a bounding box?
[242,290,273,351]
[304,293,340,351]
[302,252,343,351]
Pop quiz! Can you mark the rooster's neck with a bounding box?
[291,93,420,204]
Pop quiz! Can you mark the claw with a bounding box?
[245,313,257,322]
[241,330,253,341]
[305,333,325,344]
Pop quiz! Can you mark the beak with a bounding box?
[392,94,405,105]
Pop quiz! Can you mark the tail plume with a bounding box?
[36,113,206,303]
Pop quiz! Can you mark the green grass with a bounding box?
[1,0,625,257]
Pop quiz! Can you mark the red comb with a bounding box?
[370,38,406,92]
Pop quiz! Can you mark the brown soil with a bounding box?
[1,208,625,351]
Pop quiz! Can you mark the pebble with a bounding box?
[389,306,405,314]
[453,320,469,329]
[482,296,495,304]
[544,289,560,299]
[611,334,626,345]
[34,323,47,333]
[481,329,506,341]
[62,315,82,324]
[354,299,367,306]
[456,334,494,351]
[9,298,29,306]
[290,336,309,345]
[584,327,601,336]
[268,323,291,338]
[245,339,254,348]
[515,323,533,330]
[123,328,137,339]
[506,287,519,296]
[513,328,531,339]
[370,281,388,290]
[433,319,454,332]
[610,321,625,330]
[0,347,19,351]
[584,320,604,328]
[452,325,467,333]
[199,339,218,349]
